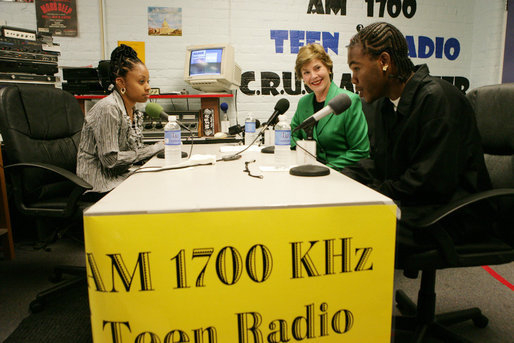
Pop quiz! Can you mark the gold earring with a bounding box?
[382,65,388,72]
[120,87,126,94]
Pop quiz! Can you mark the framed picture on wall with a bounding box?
[148,7,182,36]
[35,0,77,37]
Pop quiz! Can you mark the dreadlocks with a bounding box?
[349,22,414,82]
[109,44,142,89]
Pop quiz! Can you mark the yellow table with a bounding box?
[84,145,397,342]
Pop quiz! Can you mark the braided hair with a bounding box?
[109,44,142,91]
[349,22,414,82]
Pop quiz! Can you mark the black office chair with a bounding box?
[393,83,514,342]
[0,84,92,312]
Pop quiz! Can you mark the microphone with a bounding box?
[260,98,290,153]
[220,102,229,113]
[97,60,111,93]
[231,98,289,135]
[228,119,261,135]
[292,93,352,133]
[145,102,192,133]
[224,100,289,159]
[145,102,169,122]
[228,124,244,135]
[265,98,290,127]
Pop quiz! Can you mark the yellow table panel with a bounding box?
[85,204,397,343]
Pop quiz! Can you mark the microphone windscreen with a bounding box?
[220,102,229,112]
[328,93,352,114]
[145,102,163,119]
[274,98,290,114]
[97,60,110,76]
[97,60,112,91]
[229,124,244,135]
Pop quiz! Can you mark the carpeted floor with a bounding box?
[3,284,91,343]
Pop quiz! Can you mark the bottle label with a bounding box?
[245,121,256,133]
[165,130,181,145]
[275,129,291,146]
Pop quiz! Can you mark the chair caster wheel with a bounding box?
[29,300,44,313]
[473,315,489,328]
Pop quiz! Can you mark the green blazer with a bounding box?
[291,82,370,171]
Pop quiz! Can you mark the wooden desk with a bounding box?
[83,145,397,342]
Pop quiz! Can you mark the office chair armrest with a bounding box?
[4,162,92,190]
[399,188,514,268]
[4,162,93,218]
[409,188,514,228]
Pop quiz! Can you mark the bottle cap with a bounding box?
[278,115,286,121]
[169,115,177,121]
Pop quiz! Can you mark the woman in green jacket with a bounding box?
[291,44,370,171]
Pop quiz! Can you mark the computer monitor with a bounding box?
[184,43,242,93]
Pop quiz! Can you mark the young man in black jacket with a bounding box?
[343,22,493,249]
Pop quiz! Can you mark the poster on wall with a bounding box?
[148,7,182,36]
[118,41,145,64]
[35,0,77,37]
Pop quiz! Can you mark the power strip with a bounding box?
[2,27,36,41]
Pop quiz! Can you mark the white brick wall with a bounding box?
[470,0,507,88]
[0,0,507,125]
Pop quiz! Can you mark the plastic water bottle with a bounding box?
[164,115,182,165]
[244,113,257,146]
[264,126,275,146]
[274,115,291,169]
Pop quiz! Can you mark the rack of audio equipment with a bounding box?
[0,26,60,86]
[75,93,234,142]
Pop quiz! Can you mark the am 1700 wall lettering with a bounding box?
[364,0,417,18]
[306,0,417,19]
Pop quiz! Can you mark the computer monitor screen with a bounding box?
[184,44,241,93]
[189,48,223,76]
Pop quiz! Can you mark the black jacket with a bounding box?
[344,64,493,240]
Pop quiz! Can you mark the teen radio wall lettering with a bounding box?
[241,31,465,96]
